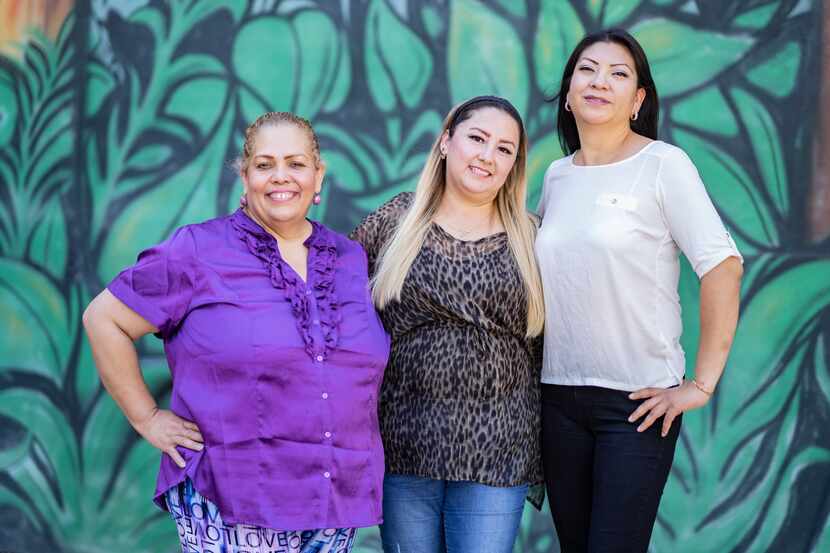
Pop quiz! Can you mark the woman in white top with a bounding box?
[535,29,743,553]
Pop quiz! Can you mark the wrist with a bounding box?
[129,405,159,432]
[691,378,714,396]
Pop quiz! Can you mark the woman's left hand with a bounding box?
[628,381,711,437]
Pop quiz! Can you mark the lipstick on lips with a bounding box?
[583,94,611,105]
[469,165,492,178]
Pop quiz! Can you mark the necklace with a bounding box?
[434,215,497,240]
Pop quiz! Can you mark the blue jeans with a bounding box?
[379,474,528,553]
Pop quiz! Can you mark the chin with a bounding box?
[579,113,617,126]
[460,180,503,198]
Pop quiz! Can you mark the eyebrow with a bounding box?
[579,57,633,70]
[469,127,517,148]
[253,153,309,160]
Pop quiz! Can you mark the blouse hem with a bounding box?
[383,467,543,489]
[154,476,382,532]
[540,374,682,392]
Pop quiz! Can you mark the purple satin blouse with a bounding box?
[108,209,390,531]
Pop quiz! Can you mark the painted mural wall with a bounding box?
[1,1,829,551]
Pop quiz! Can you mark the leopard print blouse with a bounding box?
[350,192,542,487]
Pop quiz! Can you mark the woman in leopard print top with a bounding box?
[350,96,544,552]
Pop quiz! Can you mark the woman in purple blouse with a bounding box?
[83,112,390,553]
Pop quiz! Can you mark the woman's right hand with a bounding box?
[133,408,203,468]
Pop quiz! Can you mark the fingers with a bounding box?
[177,437,204,452]
[629,387,660,400]
[182,420,200,433]
[140,410,204,466]
[637,403,667,433]
[661,409,679,438]
[180,426,204,444]
[166,447,186,468]
[628,396,660,423]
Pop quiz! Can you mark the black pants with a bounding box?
[541,384,681,553]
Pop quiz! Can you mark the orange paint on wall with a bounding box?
[0,0,74,57]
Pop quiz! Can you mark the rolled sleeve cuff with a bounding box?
[693,232,743,279]
[107,279,171,338]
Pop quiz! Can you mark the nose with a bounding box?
[477,142,496,163]
[590,70,609,89]
[270,163,291,183]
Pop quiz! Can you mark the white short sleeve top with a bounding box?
[534,140,742,391]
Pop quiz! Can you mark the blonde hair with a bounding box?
[236,111,321,173]
[371,98,545,337]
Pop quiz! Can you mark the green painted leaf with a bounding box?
[816,333,830,407]
[746,41,801,98]
[317,123,381,190]
[730,87,789,217]
[533,0,583,96]
[816,507,830,553]
[734,2,780,29]
[631,18,754,97]
[526,132,563,210]
[28,196,68,278]
[0,388,81,518]
[128,143,173,171]
[0,414,30,471]
[587,0,642,26]
[85,60,115,116]
[294,10,345,119]
[749,444,830,552]
[671,86,738,136]
[81,357,169,502]
[720,259,830,424]
[448,0,530,117]
[672,128,777,252]
[0,69,18,147]
[365,0,433,112]
[98,110,234,283]
[0,260,73,381]
[421,4,444,40]
[321,32,352,113]
[324,151,366,194]
[232,17,296,123]
[164,76,229,137]
[657,334,815,552]
[494,0,527,18]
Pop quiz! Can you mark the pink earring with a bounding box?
[239,193,248,207]
[564,99,572,112]
[313,193,321,205]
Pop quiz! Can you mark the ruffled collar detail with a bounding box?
[231,209,340,360]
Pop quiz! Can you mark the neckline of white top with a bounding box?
[569,139,661,169]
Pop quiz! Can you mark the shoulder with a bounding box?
[317,222,370,266]
[543,155,573,179]
[173,212,240,253]
[381,191,414,215]
[362,190,413,229]
[320,223,362,252]
[645,141,694,167]
[643,142,701,189]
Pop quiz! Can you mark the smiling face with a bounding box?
[241,123,325,231]
[566,41,646,129]
[440,106,520,202]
